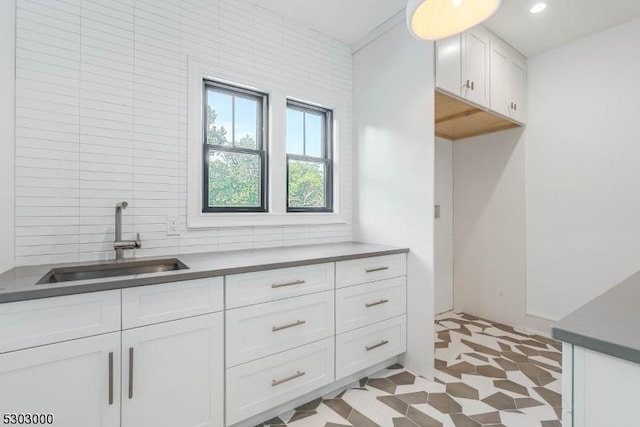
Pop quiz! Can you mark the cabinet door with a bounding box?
[435,34,462,96]
[572,346,640,427]
[490,39,510,117]
[463,28,489,107]
[0,333,120,427]
[121,313,223,427]
[509,58,526,123]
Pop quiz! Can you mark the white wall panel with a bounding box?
[0,0,16,274]
[14,0,353,265]
[526,18,640,321]
[353,23,435,378]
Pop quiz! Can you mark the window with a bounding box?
[203,80,268,212]
[286,100,333,212]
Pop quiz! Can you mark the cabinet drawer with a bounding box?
[336,315,406,380]
[226,263,334,309]
[226,338,334,425]
[0,290,121,353]
[122,277,223,329]
[226,291,334,367]
[336,277,406,334]
[335,254,406,288]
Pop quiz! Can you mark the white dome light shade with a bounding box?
[407,0,503,40]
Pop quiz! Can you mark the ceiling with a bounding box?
[255,0,640,57]
[255,0,406,45]
[485,0,640,57]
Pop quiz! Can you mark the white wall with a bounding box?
[0,0,15,274]
[353,23,435,378]
[13,0,353,266]
[453,129,532,328]
[527,18,640,321]
[435,137,453,314]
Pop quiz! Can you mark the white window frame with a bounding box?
[187,57,348,228]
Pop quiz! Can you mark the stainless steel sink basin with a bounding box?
[36,258,190,284]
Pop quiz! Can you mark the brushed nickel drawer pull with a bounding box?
[365,299,389,308]
[108,352,114,405]
[272,370,306,386]
[128,347,134,399]
[365,267,389,273]
[272,320,306,332]
[271,279,306,288]
[366,340,389,351]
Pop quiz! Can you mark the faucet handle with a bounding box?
[135,233,142,249]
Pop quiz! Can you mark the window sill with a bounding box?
[186,212,347,229]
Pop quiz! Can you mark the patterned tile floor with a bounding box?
[257,312,563,427]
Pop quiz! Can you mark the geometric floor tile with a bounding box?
[256,311,563,427]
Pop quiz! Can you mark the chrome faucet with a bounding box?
[114,201,142,261]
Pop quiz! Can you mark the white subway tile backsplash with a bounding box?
[14,0,353,266]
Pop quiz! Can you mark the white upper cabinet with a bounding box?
[435,34,462,97]
[490,37,527,123]
[508,57,526,123]
[436,25,527,124]
[490,39,510,117]
[463,27,490,107]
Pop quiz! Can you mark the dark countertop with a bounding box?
[552,270,640,364]
[0,242,409,304]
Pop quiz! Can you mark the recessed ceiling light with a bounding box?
[530,3,547,13]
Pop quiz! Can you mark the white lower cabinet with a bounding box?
[0,251,409,427]
[336,277,406,334]
[0,332,121,427]
[336,315,407,380]
[226,338,335,425]
[225,291,334,367]
[121,313,224,427]
[565,344,640,427]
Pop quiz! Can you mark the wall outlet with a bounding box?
[167,215,180,236]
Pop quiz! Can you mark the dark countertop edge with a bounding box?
[552,326,640,365]
[0,247,409,304]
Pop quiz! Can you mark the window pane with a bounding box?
[288,159,326,208]
[208,150,261,208]
[206,90,232,146]
[286,108,304,155]
[234,96,258,149]
[305,112,323,157]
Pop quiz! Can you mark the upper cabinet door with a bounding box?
[0,332,121,427]
[509,58,526,123]
[435,34,462,97]
[490,39,510,117]
[463,28,490,107]
[121,313,224,427]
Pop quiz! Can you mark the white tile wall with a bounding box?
[14,0,353,266]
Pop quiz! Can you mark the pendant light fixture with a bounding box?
[406,0,503,40]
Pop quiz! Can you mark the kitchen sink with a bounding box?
[36,258,190,284]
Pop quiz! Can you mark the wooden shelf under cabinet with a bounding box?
[435,90,521,141]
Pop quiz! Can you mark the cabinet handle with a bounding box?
[128,347,134,400]
[514,103,517,111]
[366,340,390,351]
[365,299,389,308]
[462,80,469,89]
[365,266,389,273]
[108,352,114,405]
[509,102,513,110]
[271,279,305,288]
[272,370,306,387]
[470,81,475,91]
[272,319,306,332]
